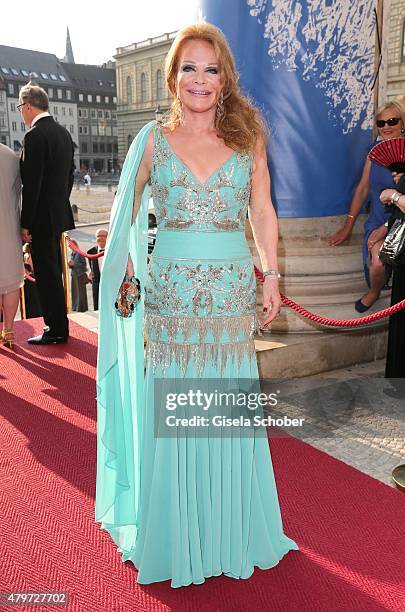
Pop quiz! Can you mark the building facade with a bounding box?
[0,45,79,166]
[63,62,118,173]
[0,39,118,174]
[114,32,176,166]
[0,80,8,145]
[387,0,405,100]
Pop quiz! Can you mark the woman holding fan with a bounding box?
[329,100,405,312]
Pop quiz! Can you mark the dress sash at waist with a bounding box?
[152,229,251,260]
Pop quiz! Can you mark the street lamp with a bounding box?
[155,105,164,124]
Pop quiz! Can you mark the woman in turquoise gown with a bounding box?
[95,23,298,588]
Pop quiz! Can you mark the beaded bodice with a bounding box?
[151,126,253,232]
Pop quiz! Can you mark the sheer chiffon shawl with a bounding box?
[95,121,154,526]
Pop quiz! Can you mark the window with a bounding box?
[70,125,74,134]
[48,87,54,98]
[112,112,117,120]
[21,122,25,131]
[107,143,112,153]
[78,93,84,102]
[57,89,63,99]
[106,126,112,136]
[99,123,106,136]
[78,108,88,119]
[11,102,16,112]
[53,106,58,115]
[127,134,132,149]
[156,69,163,100]
[140,72,147,102]
[0,113,5,128]
[1,67,9,74]
[69,108,73,116]
[104,96,109,104]
[91,110,96,118]
[40,72,49,79]
[11,68,19,76]
[21,69,29,77]
[113,126,118,137]
[98,110,103,118]
[59,74,67,81]
[12,121,17,131]
[93,143,98,153]
[50,73,58,80]
[0,91,4,103]
[8,83,14,95]
[96,95,101,103]
[31,72,39,78]
[91,125,98,136]
[114,143,118,152]
[88,94,93,102]
[113,96,117,104]
[66,90,72,100]
[79,126,89,135]
[105,110,111,119]
[126,76,132,104]
[82,142,88,153]
[13,140,20,151]
[62,107,66,116]
[100,143,105,153]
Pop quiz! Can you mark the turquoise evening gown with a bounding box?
[96,123,298,588]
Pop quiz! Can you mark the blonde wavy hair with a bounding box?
[163,23,266,152]
[376,97,405,129]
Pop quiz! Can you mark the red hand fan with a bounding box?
[368,137,405,173]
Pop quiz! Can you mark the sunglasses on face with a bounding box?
[376,117,401,128]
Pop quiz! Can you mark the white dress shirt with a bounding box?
[30,111,51,127]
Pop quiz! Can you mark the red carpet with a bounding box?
[0,318,403,612]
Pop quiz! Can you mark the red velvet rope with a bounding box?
[254,265,405,328]
[66,236,104,259]
[26,243,405,326]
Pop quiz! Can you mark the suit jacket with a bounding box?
[20,116,75,236]
[87,246,101,283]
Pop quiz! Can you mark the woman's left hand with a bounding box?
[380,189,396,205]
[260,277,281,328]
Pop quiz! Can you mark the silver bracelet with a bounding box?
[262,269,281,278]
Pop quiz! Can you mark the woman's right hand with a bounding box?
[328,222,353,246]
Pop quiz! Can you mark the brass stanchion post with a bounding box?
[19,285,26,320]
[60,232,71,314]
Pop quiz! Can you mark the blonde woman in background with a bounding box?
[329,97,405,312]
[0,143,24,348]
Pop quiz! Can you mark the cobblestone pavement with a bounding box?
[70,185,113,224]
[262,360,405,489]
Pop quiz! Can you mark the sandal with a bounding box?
[0,329,15,349]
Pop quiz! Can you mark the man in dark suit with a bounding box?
[87,228,108,310]
[19,84,75,344]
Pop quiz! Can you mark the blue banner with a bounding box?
[199,0,376,218]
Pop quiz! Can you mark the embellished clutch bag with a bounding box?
[114,274,141,317]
